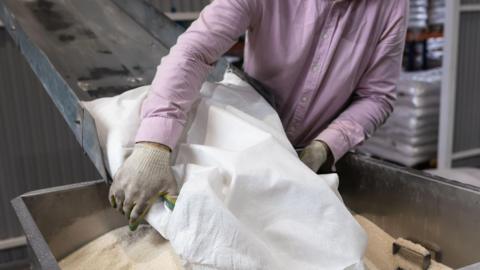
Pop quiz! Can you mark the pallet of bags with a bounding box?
[358,68,441,167]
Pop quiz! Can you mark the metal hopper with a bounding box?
[1,0,479,269]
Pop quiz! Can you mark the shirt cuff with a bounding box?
[135,117,185,150]
[315,128,350,163]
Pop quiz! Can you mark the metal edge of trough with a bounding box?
[343,153,480,193]
[458,262,480,270]
[11,197,60,270]
[10,180,105,269]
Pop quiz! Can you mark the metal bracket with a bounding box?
[393,238,432,270]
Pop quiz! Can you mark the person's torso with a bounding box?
[243,0,397,146]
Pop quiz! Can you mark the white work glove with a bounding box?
[300,140,330,173]
[109,143,178,230]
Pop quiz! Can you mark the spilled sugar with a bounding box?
[60,216,451,270]
[59,225,183,270]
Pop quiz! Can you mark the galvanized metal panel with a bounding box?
[151,0,210,12]
[113,0,229,83]
[453,12,480,158]
[338,154,480,268]
[9,155,480,269]
[148,0,171,11]
[0,29,99,241]
[0,0,184,178]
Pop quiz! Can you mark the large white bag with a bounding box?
[83,71,367,270]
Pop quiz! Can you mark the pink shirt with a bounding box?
[136,0,408,162]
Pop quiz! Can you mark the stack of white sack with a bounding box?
[83,70,367,270]
[428,0,445,26]
[358,68,441,167]
[408,0,428,28]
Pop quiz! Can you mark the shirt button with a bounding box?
[322,33,328,39]
[301,97,308,102]
[312,65,319,72]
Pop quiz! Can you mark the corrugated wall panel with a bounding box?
[453,155,480,167]
[453,12,480,154]
[461,0,480,5]
[0,29,99,241]
[0,246,27,266]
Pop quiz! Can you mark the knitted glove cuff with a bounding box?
[132,143,171,173]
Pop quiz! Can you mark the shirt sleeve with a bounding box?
[135,0,260,148]
[316,1,408,162]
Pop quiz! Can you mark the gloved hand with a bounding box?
[109,142,178,230]
[300,140,330,173]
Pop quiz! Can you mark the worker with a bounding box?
[110,0,408,227]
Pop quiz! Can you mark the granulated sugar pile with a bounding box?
[59,225,183,270]
[355,215,451,270]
